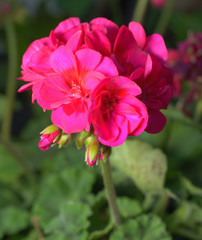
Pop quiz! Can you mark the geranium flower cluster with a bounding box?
[167,32,202,109]
[19,17,173,165]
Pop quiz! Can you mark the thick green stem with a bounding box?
[2,19,18,141]
[100,157,121,227]
[154,0,175,35]
[132,0,150,24]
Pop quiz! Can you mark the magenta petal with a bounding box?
[116,96,148,135]
[90,17,119,44]
[38,75,70,109]
[51,105,88,134]
[145,109,166,133]
[54,17,81,35]
[128,21,146,48]
[50,45,77,74]
[108,76,142,96]
[95,56,118,76]
[18,82,33,93]
[98,114,128,147]
[85,30,111,56]
[144,54,152,78]
[66,30,83,52]
[144,34,168,62]
[22,38,46,67]
[76,48,102,71]
[28,47,52,72]
[83,71,105,91]
[113,25,137,60]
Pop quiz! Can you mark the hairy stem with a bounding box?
[100,157,121,227]
[132,0,150,24]
[2,19,18,141]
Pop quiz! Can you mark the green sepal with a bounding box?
[59,133,71,148]
[40,124,59,134]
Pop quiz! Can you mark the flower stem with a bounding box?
[132,0,150,24]
[100,157,121,227]
[2,19,18,141]
[154,0,175,35]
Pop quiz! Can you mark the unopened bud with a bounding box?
[75,130,91,149]
[39,127,62,151]
[85,137,100,166]
[85,134,96,148]
[58,133,71,148]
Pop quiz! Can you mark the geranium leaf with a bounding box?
[111,139,167,193]
[46,201,91,238]
[117,197,142,218]
[0,206,30,238]
[110,214,172,240]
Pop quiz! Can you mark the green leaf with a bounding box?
[0,206,30,238]
[46,231,88,240]
[33,167,95,232]
[117,197,142,218]
[0,144,22,182]
[110,214,172,240]
[46,201,91,238]
[111,139,167,193]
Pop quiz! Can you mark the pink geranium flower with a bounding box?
[18,31,58,102]
[111,24,172,133]
[89,76,148,147]
[132,56,173,133]
[38,44,118,134]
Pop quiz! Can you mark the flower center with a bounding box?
[101,93,118,112]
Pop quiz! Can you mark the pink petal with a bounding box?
[75,48,102,71]
[113,25,137,61]
[90,17,119,44]
[92,109,120,142]
[38,75,70,109]
[22,38,46,67]
[144,34,168,62]
[50,45,77,74]
[66,30,83,52]
[116,96,148,135]
[51,105,88,134]
[108,76,142,96]
[83,71,105,91]
[95,56,118,76]
[54,17,81,35]
[85,30,111,56]
[113,26,150,75]
[145,109,166,133]
[98,114,128,147]
[128,21,146,48]
[18,82,33,93]
[28,47,53,72]
[144,54,152,78]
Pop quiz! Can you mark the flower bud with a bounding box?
[39,125,61,151]
[85,137,100,166]
[85,134,96,148]
[58,133,72,148]
[75,130,91,149]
